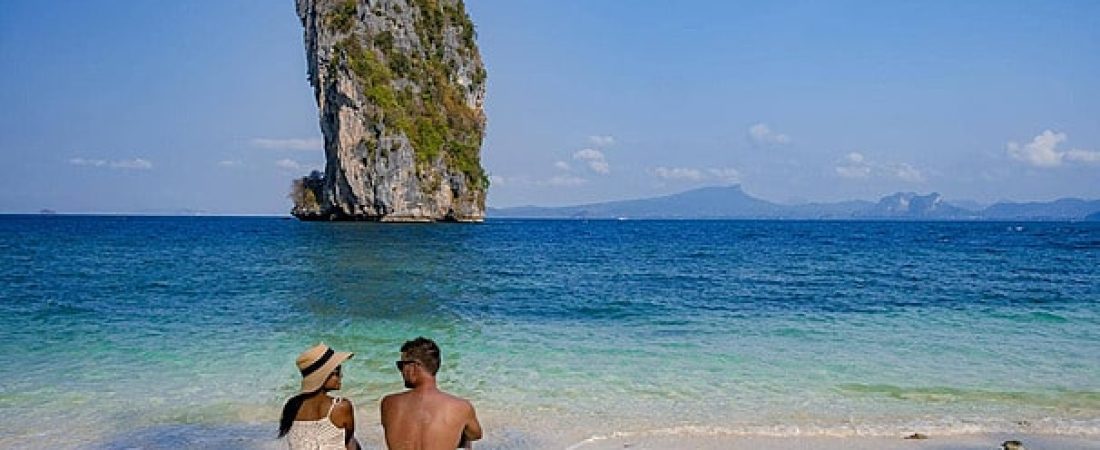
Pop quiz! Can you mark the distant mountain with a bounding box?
[491,185,785,219]
[945,199,989,212]
[489,186,1100,221]
[982,198,1100,220]
[860,192,972,219]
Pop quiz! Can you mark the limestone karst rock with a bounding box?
[293,0,487,221]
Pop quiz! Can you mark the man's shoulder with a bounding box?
[438,391,475,410]
[381,391,410,404]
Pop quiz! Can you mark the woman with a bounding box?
[279,343,360,450]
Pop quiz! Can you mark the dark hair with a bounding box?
[401,337,441,375]
[278,392,313,438]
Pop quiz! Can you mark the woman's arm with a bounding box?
[330,399,359,450]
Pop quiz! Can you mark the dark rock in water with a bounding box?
[1002,440,1026,450]
[904,433,929,440]
[293,0,488,222]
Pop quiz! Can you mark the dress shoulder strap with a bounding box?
[326,396,342,419]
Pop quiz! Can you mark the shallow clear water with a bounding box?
[1,216,1098,448]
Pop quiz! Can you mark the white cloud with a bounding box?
[1006,130,1100,168]
[217,160,243,167]
[1066,148,1100,163]
[490,175,536,187]
[708,167,741,183]
[647,166,741,183]
[573,148,609,174]
[111,158,152,170]
[653,167,704,181]
[747,123,791,146]
[835,152,871,178]
[250,137,323,151]
[891,163,925,182]
[69,158,107,167]
[69,157,152,170]
[835,152,923,182]
[276,159,309,171]
[546,174,587,187]
[588,135,615,147]
[553,161,571,171]
[1007,130,1066,167]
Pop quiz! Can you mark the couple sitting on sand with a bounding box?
[278,337,483,450]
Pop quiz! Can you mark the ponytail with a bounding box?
[278,392,311,438]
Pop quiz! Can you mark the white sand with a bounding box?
[569,433,1099,450]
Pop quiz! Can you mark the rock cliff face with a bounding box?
[866,192,967,218]
[293,0,487,222]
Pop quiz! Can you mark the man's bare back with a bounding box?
[382,337,482,450]
[381,389,480,450]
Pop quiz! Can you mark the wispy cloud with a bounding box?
[217,160,243,168]
[588,135,615,147]
[653,167,704,181]
[1067,149,1100,163]
[891,163,925,182]
[573,148,609,174]
[835,152,923,182]
[69,157,153,170]
[651,166,741,184]
[747,123,791,146]
[835,152,871,178]
[553,161,571,171]
[250,137,323,151]
[1007,130,1099,167]
[275,158,312,171]
[546,174,587,187]
[707,167,741,183]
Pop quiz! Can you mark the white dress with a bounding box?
[286,397,347,450]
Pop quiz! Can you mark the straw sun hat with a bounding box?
[296,343,354,393]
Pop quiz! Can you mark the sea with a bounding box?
[1,215,1098,449]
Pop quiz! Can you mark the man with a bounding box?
[381,337,483,450]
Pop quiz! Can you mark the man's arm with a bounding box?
[462,400,482,442]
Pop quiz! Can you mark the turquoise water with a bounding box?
[1,216,1098,448]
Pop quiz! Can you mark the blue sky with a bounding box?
[1,1,1098,213]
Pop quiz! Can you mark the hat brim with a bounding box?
[300,351,353,393]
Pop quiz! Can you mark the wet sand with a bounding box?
[569,433,1100,450]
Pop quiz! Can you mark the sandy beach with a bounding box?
[79,421,1100,450]
[568,433,1099,450]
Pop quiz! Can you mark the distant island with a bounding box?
[489,185,1100,221]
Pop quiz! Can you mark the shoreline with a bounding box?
[45,422,1100,450]
[569,433,1100,450]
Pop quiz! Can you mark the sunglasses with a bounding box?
[329,366,342,378]
[395,360,420,370]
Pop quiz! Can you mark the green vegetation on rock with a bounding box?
[330,0,488,189]
[324,0,357,33]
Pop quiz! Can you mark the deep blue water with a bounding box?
[1,216,1098,448]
